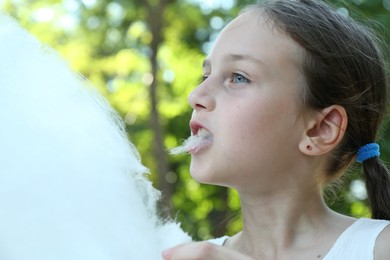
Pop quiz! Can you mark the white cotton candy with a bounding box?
[170,128,213,155]
[0,14,191,260]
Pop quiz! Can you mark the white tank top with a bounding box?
[208,218,390,260]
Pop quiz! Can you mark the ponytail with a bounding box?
[362,158,390,220]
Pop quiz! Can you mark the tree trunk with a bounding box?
[145,0,173,216]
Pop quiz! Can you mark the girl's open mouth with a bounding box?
[170,128,213,155]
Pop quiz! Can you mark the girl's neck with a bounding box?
[228,186,352,259]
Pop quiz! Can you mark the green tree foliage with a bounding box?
[2,0,389,241]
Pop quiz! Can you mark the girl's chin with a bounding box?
[189,168,226,186]
[189,170,212,184]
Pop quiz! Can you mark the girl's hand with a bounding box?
[162,242,253,260]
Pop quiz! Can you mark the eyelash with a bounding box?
[198,75,208,83]
[198,73,249,84]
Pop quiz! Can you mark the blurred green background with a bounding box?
[2,0,389,240]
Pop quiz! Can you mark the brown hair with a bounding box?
[249,0,390,219]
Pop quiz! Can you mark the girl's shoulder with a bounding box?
[324,218,390,260]
[375,224,390,260]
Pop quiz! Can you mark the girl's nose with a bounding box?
[188,83,216,111]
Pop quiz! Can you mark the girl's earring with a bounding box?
[306,145,312,151]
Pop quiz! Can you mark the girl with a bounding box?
[164,0,390,259]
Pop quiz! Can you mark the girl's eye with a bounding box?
[232,73,249,84]
[199,75,208,83]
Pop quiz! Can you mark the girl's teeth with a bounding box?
[197,128,209,137]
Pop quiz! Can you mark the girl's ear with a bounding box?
[299,105,348,156]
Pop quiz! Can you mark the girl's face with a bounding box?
[188,11,308,193]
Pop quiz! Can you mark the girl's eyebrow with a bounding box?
[223,54,265,66]
[202,53,266,69]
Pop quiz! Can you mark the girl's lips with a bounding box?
[187,128,213,155]
[169,121,213,156]
[190,121,205,136]
[187,140,212,154]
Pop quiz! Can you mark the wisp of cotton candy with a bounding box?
[170,128,213,155]
[0,14,190,260]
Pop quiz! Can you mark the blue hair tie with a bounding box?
[356,143,380,163]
